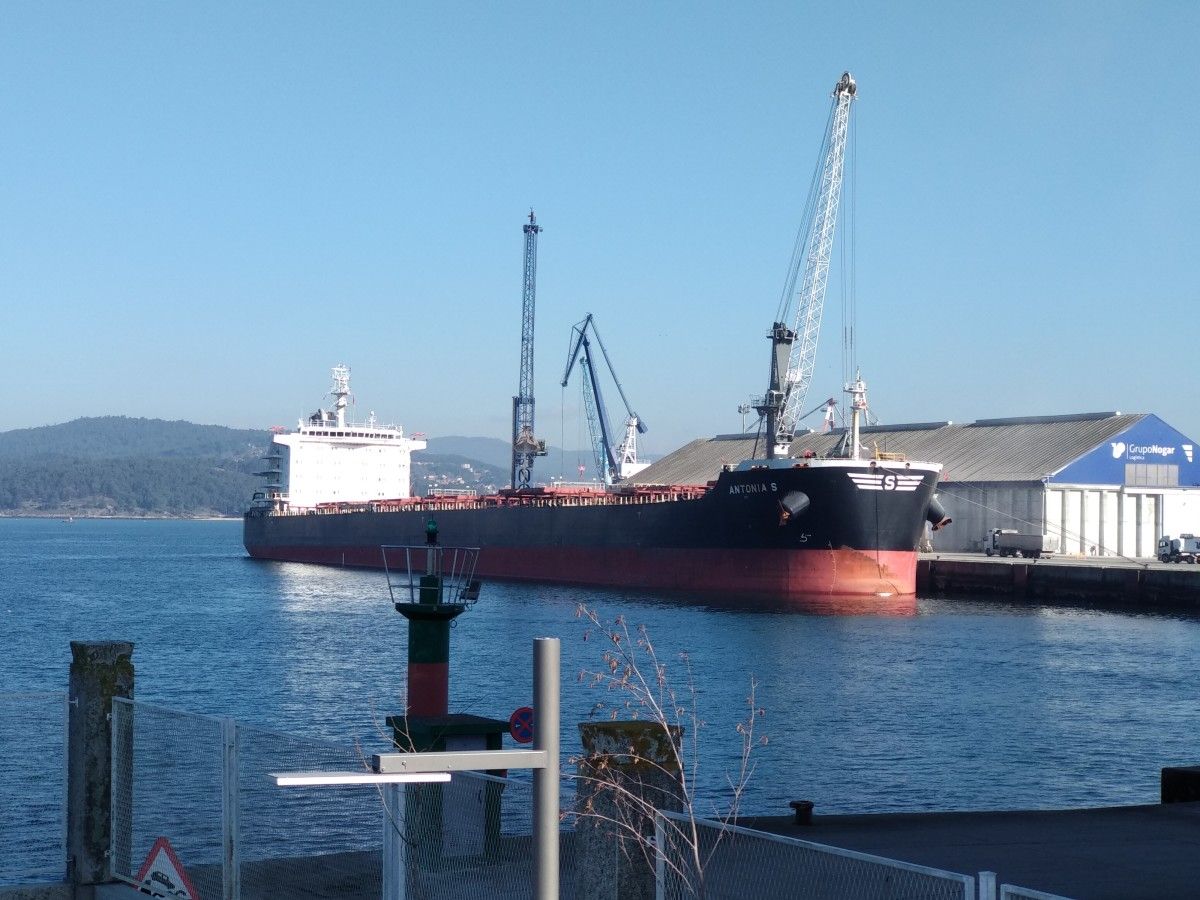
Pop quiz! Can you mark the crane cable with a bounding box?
[775,100,838,326]
[841,109,858,398]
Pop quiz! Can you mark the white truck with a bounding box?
[1157,534,1200,564]
[984,529,1059,559]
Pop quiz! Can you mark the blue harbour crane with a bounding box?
[511,210,547,489]
[560,314,648,486]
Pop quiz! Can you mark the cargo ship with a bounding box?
[243,367,949,601]
[242,72,950,604]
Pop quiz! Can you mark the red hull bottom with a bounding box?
[245,544,919,612]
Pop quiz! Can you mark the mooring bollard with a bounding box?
[789,799,815,825]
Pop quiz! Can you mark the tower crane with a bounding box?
[754,71,856,458]
[560,314,648,486]
[511,210,547,489]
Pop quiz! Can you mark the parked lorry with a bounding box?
[984,529,1059,559]
[1157,534,1200,564]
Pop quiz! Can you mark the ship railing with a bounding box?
[870,443,907,462]
[429,487,479,498]
[307,485,711,517]
[381,545,483,607]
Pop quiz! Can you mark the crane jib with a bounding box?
[761,71,857,457]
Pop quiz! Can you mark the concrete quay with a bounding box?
[746,801,1200,900]
[918,552,1200,608]
[70,803,1200,900]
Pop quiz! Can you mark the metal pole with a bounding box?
[977,870,996,900]
[221,718,241,900]
[654,811,666,900]
[382,784,407,900]
[533,637,560,900]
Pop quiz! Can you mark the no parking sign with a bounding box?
[509,705,535,744]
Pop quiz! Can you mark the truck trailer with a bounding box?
[984,529,1059,559]
[1157,534,1200,564]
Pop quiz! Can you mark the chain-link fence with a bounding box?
[0,692,68,886]
[395,772,560,899]
[110,698,226,899]
[235,719,388,900]
[654,810,976,900]
[110,699,572,899]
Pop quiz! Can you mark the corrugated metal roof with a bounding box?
[629,413,1147,486]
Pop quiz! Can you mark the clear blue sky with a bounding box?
[3,2,1197,455]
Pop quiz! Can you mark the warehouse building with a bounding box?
[631,412,1200,558]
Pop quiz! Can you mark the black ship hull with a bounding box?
[244,459,942,605]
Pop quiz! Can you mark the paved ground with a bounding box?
[86,802,1200,899]
[924,551,1200,573]
[746,801,1200,899]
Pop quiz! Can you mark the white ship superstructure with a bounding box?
[254,365,425,511]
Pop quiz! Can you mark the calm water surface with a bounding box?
[3,517,1198,819]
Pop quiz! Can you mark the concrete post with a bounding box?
[221,718,241,900]
[574,721,684,900]
[66,640,134,892]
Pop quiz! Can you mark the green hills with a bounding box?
[0,417,510,518]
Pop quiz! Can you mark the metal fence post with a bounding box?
[978,870,996,900]
[222,718,241,900]
[381,784,408,900]
[654,812,666,900]
[67,692,77,882]
[109,697,133,881]
[533,637,560,900]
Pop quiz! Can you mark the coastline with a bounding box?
[0,512,238,521]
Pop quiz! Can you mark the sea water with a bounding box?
[3,516,1198,831]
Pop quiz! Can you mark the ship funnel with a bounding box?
[926,496,952,531]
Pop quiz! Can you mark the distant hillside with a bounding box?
[425,435,625,481]
[0,418,268,517]
[413,452,508,496]
[0,416,265,460]
[0,419,540,517]
[0,418,639,517]
[0,456,260,517]
[425,436,514,471]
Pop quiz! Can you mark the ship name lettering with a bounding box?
[728,483,775,496]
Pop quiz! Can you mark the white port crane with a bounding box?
[560,314,648,486]
[756,71,857,458]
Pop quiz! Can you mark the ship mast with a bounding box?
[330,364,351,428]
[756,71,856,459]
[511,211,548,489]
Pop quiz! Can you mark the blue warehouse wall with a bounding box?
[1051,415,1200,487]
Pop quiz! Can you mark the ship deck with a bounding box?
[266,483,712,517]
